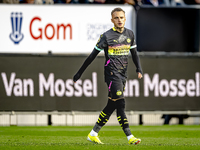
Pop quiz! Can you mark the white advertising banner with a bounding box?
[0,5,134,54]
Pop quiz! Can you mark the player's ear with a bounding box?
[111,18,114,23]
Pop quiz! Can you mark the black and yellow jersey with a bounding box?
[95,27,137,81]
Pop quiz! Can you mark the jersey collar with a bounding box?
[112,27,126,33]
[112,27,117,31]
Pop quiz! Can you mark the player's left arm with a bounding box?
[130,47,143,79]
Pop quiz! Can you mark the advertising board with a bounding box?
[0,55,199,111]
[0,5,134,54]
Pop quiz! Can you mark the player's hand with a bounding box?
[73,73,81,83]
[138,72,143,79]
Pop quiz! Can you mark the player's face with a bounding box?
[111,11,126,29]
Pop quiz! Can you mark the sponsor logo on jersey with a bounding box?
[108,44,130,55]
[113,40,118,43]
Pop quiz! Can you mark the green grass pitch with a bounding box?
[0,125,200,150]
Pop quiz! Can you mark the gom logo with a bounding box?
[10,12,24,44]
[29,17,72,40]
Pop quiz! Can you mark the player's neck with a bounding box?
[115,26,124,33]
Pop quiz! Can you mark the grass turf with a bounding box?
[0,125,200,150]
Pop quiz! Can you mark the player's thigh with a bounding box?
[106,80,125,99]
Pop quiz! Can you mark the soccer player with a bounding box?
[73,7,143,145]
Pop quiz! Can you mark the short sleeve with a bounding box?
[95,34,107,51]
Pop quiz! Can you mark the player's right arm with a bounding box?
[73,49,100,82]
[73,34,106,82]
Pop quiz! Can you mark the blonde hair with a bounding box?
[111,8,125,16]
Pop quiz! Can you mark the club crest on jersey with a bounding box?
[127,38,131,43]
[10,12,24,44]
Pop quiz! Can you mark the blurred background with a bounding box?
[0,0,200,126]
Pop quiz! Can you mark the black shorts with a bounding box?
[105,78,126,100]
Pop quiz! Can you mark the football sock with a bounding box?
[92,123,102,134]
[117,116,129,128]
[123,127,132,136]
[127,134,134,141]
[96,111,110,126]
[90,129,98,136]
